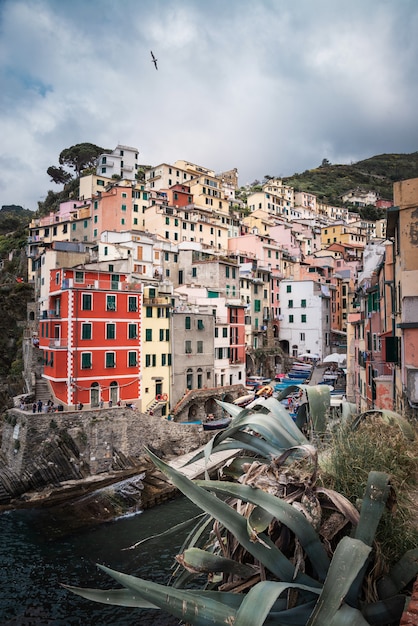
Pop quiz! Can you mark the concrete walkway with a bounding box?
[168,446,239,480]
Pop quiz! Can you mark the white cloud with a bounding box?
[1,0,418,209]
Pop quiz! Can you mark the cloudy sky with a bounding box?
[1,0,418,210]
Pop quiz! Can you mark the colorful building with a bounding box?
[39,267,142,409]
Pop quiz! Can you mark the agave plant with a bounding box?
[66,391,418,625]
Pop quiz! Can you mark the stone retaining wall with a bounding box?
[1,407,211,500]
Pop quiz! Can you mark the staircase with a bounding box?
[35,378,51,404]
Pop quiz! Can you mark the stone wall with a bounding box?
[0,407,211,501]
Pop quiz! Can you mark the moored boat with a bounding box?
[203,417,232,431]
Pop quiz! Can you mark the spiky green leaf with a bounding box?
[306,537,371,625]
[195,479,330,581]
[146,448,320,587]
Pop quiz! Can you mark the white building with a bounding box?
[279,279,331,360]
[96,144,139,181]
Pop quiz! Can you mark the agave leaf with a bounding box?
[353,409,415,440]
[96,564,235,625]
[234,580,320,626]
[215,411,306,449]
[328,604,371,625]
[126,513,206,551]
[276,384,302,402]
[306,537,371,626]
[218,430,291,458]
[178,547,257,578]
[215,398,249,418]
[377,548,418,598]
[341,401,357,423]
[195,479,330,582]
[361,595,407,625]
[63,584,159,608]
[315,487,360,526]
[305,385,330,433]
[222,456,269,480]
[247,505,274,535]
[146,448,320,588]
[170,513,215,587]
[250,395,310,443]
[355,471,391,546]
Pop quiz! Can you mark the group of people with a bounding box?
[31,398,57,413]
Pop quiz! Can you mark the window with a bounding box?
[214,327,218,338]
[254,300,261,312]
[286,285,292,293]
[288,300,293,308]
[145,354,151,367]
[128,323,137,339]
[159,329,164,341]
[82,323,92,340]
[289,314,294,323]
[161,353,167,366]
[197,319,204,330]
[82,293,92,311]
[145,329,152,341]
[81,353,92,369]
[222,327,228,338]
[197,340,203,353]
[105,352,116,368]
[192,267,197,278]
[128,351,137,367]
[128,296,137,312]
[106,295,116,311]
[185,340,192,354]
[146,307,153,318]
[301,314,307,323]
[301,299,306,308]
[185,316,191,330]
[75,271,84,283]
[106,323,115,340]
[300,332,305,341]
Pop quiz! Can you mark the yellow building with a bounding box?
[320,222,366,248]
[140,285,172,416]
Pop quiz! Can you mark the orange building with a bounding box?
[39,267,142,409]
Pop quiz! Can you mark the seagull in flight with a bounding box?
[151,51,158,70]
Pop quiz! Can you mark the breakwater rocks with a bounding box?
[0,407,211,508]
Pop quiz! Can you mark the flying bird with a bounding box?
[151,51,158,70]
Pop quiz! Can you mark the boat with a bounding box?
[233,393,256,407]
[203,416,232,431]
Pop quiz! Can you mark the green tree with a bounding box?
[58,143,107,176]
[47,166,73,185]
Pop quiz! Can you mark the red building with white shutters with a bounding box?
[38,267,142,409]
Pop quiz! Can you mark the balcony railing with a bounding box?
[49,338,68,349]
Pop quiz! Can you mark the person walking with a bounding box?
[37,399,43,413]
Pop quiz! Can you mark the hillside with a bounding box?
[282,152,418,206]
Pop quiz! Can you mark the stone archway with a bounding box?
[187,403,199,422]
[205,398,218,418]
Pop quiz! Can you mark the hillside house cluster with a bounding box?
[26,144,416,419]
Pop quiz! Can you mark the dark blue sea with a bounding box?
[0,497,199,625]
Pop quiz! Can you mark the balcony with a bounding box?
[49,338,68,349]
[143,297,170,305]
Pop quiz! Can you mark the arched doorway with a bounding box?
[90,382,100,407]
[110,381,119,404]
[187,403,198,422]
[197,368,203,389]
[205,398,218,418]
[279,340,289,355]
